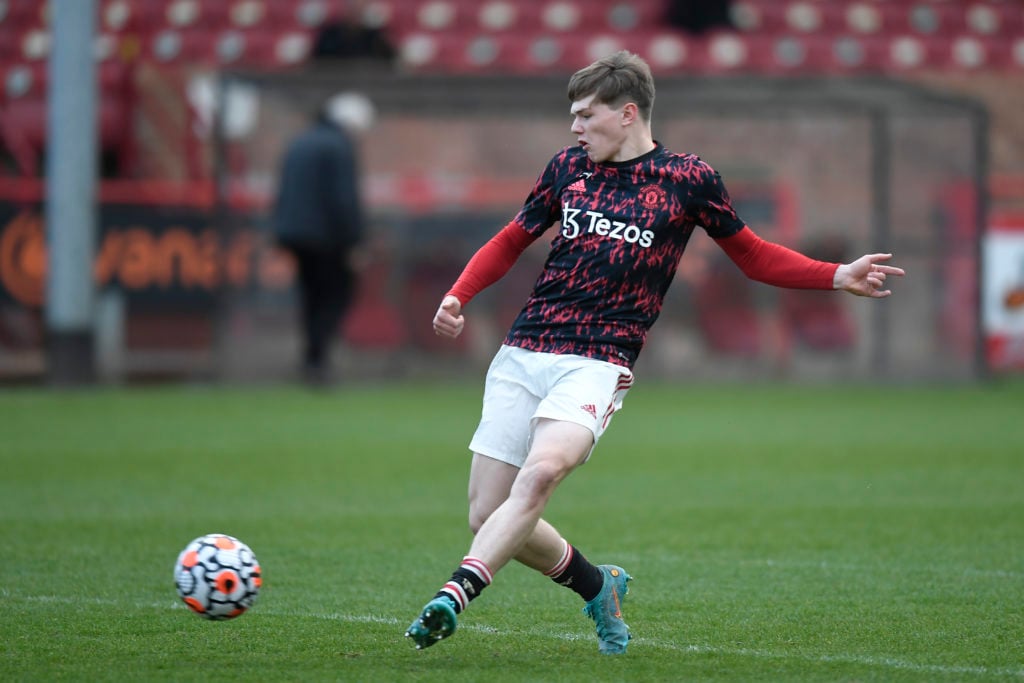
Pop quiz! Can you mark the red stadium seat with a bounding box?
[783,1,834,34]
[983,37,1024,71]
[903,3,964,37]
[18,27,49,61]
[843,1,886,36]
[703,31,752,72]
[396,32,453,71]
[226,0,273,30]
[98,0,137,34]
[148,28,260,67]
[539,1,586,33]
[161,0,231,30]
[435,33,497,72]
[557,34,632,70]
[0,58,134,175]
[413,0,472,32]
[823,35,890,73]
[2,0,1015,81]
[287,0,341,30]
[729,0,787,34]
[641,31,698,73]
[474,1,540,34]
[427,32,569,74]
[271,30,315,67]
[220,29,313,69]
[964,2,1023,38]
[352,0,407,33]
[604,0,665,32]
[885,34,946,71]
[0,25,20,61]
[1,61,45,104]
[0,0,46,30]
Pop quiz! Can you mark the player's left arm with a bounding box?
[715,226,904,297]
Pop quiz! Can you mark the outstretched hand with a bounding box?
[432,295,465,339]
[833,254,905,298]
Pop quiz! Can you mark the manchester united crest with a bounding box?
[637,184,667,210]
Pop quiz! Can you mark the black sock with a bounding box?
[436,556,493,614]
[546,541,604,602]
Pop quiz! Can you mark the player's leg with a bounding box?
[465,418,593,573]
[406,346,535,649]
[468,451,610,607]
[467,421,631,654]
[525,359,634,654]
[407,349,633,652]
[467,452,565,571]
[406,419,592,650]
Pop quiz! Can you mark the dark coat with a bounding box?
[273,117,364,250]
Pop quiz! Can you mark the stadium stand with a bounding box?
[0,0,1018,103]
[0,0,1019,74]
[0,0,1019,190]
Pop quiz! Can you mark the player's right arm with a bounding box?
[434,151,567,339]
[433,295,464,339]
[432,221,538,339]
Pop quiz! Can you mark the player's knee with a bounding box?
[467,505,490,535]
[467,492,504,534]
[515,459,569,505]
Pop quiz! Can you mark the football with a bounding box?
[174,534,261,620]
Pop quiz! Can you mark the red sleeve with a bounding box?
[715,226,839,290]
[446,221,538,306]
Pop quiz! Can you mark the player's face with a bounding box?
[570,94,627,163]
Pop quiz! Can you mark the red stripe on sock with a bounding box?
[543,540,573,577]
[461,556,493,584]
[441,582,467,611]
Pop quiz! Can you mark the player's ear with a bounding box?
[621,102,639,126]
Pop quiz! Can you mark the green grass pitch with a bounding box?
[1,380,1022,681]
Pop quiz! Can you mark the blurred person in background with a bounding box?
[405,50,904,655]
[311,0,396,63]
[665,0,735,34]
[273,92,374,386]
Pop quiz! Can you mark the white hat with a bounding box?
[324,92,376,133]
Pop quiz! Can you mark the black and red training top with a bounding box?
[448,143,838,369]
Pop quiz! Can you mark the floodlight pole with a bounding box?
[869,111,892,375]
[973,106,991,381]
[45,0,98,385]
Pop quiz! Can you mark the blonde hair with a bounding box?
[567,50,655,122]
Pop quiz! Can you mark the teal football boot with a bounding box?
[405,596,458,650]
[582,565,632,654]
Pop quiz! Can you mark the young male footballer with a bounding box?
[406,50,904,655]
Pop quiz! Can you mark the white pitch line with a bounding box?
[607,554,1024,581]
[6,593,1022,679]
[741,558,1024,581]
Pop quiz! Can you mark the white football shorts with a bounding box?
[468,344,634,468]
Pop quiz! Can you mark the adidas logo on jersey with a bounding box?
[580,404,597,418]
[566,172,592,193]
